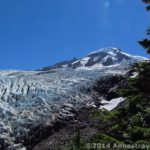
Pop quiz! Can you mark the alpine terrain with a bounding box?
[0,48,148,150]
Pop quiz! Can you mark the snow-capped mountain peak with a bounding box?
[87,47,121,56]
[41,47,148,71]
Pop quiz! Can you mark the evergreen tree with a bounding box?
[139,0,150,53]
[143,0,150,10]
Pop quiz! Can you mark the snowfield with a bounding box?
[0,48,148,149]
[100,97,125,111]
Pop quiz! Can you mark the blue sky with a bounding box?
[0,0,150,70]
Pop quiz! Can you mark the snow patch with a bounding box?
[121,52,148,60]
[100,97,125,111]
[88,47,120,55]
[72,60,80,65]
[62,65,68,68]
[108,51,116,57]
[80,57,91,66]
[76,63,103,70]
[130,72,138,78]
[93,56,99,61]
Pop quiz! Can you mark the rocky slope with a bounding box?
[0,48,147,149]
